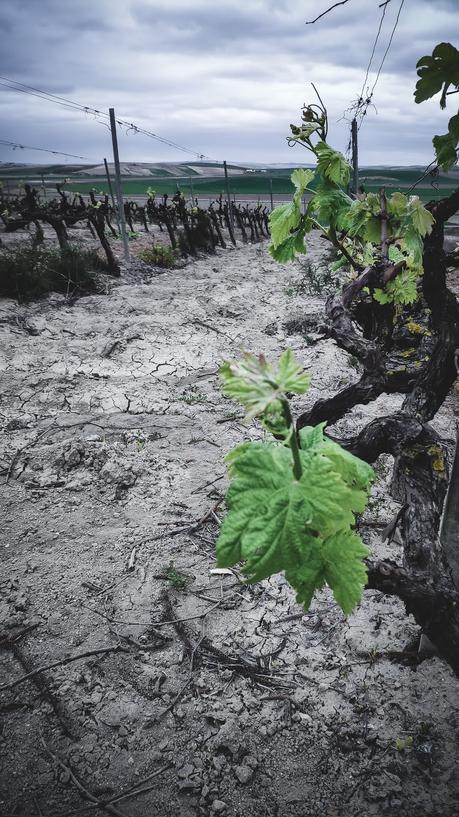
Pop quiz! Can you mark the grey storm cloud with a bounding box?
[0,0,458,166]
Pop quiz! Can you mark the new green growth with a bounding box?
[215,351,374,615]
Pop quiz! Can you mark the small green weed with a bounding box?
[177,386,208,405]
[395,736,413,752]
[285,261,339,300]
[348,355,361,372]
[0,244,107,302]
[418,721,432,737]
[138,245,177,268]
[163,560,192,590]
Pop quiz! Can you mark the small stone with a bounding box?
[211,800,227,814]
[235,765,253,784]
[212,718,244,756]
[178,779,198,791]
[212,756,226,772]
[178,764,195,779]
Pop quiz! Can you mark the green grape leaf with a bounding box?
[267,168,314,260]
[277,348,311,391]
[286,529,369,615]
[331,254,348,272]
[285,553,326,610]
[269,202,301,249]
[387,191,408,217]
[362,193,380,215]
[216,438,372,609]
[374,268,420,305]
[388,244,406,264]
[291,168,315,208]
[321,530,369,615]
[408,197,435,237]
[403,225,424,265]
[433,132,458,171]
[289,122,323,144]
[373,287,391,305]
[415,43,459,107]
[298,422,327,451]
[318,436,374,492]
[388,269,420,304]
[220,350,310,421]
[364,216,382,244]
[315,142,350,187]
[217,443,293,570]
[448,113,459,142]
[344,199,371,237]
[312,184,352,228]
[269,229,307,263]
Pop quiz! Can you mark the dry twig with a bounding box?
[1,645,127,692]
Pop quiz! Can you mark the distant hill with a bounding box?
[1,159,458,182]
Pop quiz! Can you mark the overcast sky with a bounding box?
[0,0,458,167]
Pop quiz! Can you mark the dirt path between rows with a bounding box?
[1,235,458,817]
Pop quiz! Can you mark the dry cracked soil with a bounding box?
[0,228,458,817]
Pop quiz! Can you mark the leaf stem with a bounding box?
[310,217,363,271]
[281,399,303,480]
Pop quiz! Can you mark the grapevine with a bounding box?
[269,100,435,307]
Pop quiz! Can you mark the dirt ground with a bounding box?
[0,227,458,817]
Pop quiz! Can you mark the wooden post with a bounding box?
[351,118,359,197]
[189,176,194,203]
[269,178,274,211]
[103,158,116,211]
[40,173,46,201]
[223,161,233,227]
[108,107,130,261]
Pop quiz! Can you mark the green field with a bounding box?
[1,161,458,203]
[63,171,457,203]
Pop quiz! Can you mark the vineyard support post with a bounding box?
[108,108,130,262]
[269,178,274,211]
[223,161,234,227]
[40,173,46,201]
[351,118,359,197]
[189,176,194,203]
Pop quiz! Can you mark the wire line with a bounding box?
[369,0,405,97]
[0,138,92,160]
[0,76,213,160]
[357,1,390,110]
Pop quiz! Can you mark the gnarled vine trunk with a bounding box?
[297,187,459,675]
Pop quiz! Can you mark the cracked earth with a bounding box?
[0,231,458,817]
